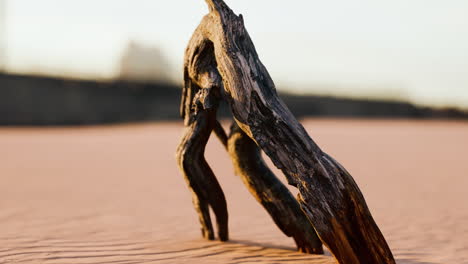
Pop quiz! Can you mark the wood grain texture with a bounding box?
[177,37,228,241]
[179,1,326,253]
[179,0,396,263]
[179,2,325,253]
[176,108,228,242]
[228,122,323,254]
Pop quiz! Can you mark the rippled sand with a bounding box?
[1,120,467,264]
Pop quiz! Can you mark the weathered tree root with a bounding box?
[177,0,396,263]
[178,10,323,252]
[227,122,323,254]
[176,108,228,241]
[176,40,228,241]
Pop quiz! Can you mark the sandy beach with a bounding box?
[1,119,467,264]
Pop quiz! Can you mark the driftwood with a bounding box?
[227,122,323,254]
[176,40,228,241]
[176,16,321,252]
[176,0,396,263]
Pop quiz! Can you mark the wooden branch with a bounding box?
[180,16,322,253]
[181,0,396,263]
[228,122,323,254]
[176,108,228,241]
[177,37,228,241]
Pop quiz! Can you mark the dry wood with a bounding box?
[178,9,324,252]
[176,38,228,241]
[177,19,323,252]
[178,0,396,263]
[228,122,323,254]
[176,107,228,241]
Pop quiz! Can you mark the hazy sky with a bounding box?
[3,0,468,108]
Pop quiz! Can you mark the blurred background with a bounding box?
[2,3,468,264]
[1,0,467,125]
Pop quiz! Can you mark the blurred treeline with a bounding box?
[0,72,466,126]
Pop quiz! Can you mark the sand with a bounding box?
[0,119,467,264]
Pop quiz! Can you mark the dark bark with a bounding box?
[176,39,228,241]
[178,0,396,263]
[228,122,323,254]
[176,109,228,241]
[178,6,324,252]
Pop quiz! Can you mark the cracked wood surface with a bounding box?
[178,0,396,263]
[228,122,323,254]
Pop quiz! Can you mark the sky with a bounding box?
[2,0,468,108]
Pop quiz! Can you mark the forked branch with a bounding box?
[178,1,396,263]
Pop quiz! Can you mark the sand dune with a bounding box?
[1,120,467,263]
